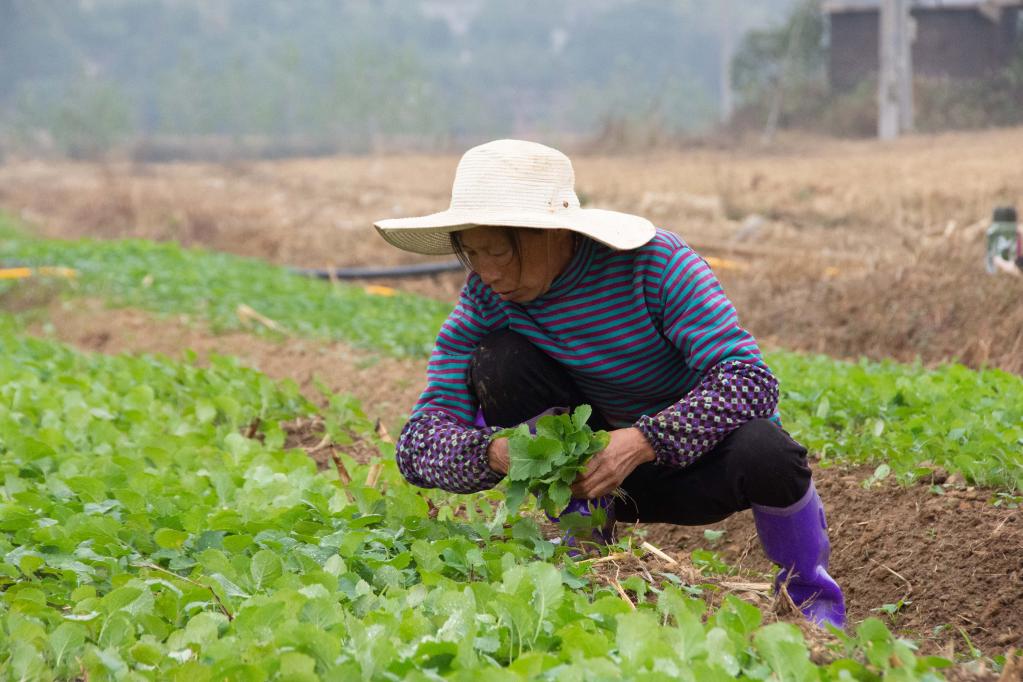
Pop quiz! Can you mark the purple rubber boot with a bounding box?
[548,496,616,554]
[752,481,846,630]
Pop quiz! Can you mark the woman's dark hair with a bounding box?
[450,227,579,277]
[450,227,526,273]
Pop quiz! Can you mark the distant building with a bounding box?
[825,0,1023,90]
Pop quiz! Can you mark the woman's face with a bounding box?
[458,226,575,304]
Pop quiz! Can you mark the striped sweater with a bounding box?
[396,228,779,493]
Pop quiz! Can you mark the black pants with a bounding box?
[469,329,812,526]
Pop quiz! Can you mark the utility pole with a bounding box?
[878,0,914,139]
[896,0,914,133]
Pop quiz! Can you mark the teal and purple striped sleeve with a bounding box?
[395,281,507,492]
[635,246,779,468]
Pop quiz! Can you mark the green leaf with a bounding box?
[615,610,674,667]
[195,399,217,424]
[555,622,611,659]
[502,406,607,514]
[857,618,897,668]
[753,623,817,682]
[544,483,572,515]
[525,563,563,636]
[250,549,284,590]
[586,429,610,454]
[279,651,318,679]
[703,529,725,544]
[571,404,592,430]
[815,395,830,419]
[508,651,559,677]
[49,622,87,670]
[207,572,251,599]
[714,594,762,635]
[505,482,528,513]
[18,554,44,576]
[527,436,562,461]
[507,436,558,481]
[129,641,165,667]
[154,527,189,549]
[99,611,135,648]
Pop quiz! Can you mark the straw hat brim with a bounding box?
[374,207,656,255]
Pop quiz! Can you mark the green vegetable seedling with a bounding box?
[494,405,610,517]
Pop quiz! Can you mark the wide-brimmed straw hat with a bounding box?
[374,139,656,255]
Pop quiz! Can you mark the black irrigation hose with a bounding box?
[292,260,464,280]
[4,258,464,281]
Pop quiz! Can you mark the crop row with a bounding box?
[0,320,960,679]
[0,217,451,357]
[3,218,1021,491]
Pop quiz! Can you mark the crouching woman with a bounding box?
[373,139,845,629]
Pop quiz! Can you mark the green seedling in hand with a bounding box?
[494,405,610,516]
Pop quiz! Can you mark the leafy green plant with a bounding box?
[872,599,913,622]
[494,405,609,516]
[691,549,733,576]
[770,351,1023,491]
[702,529,726,546]
[993,492,1022,509]
[5,217,1021,493]
[862,463,892,489]
[0,216,452,358]
[0,310,963,678]
[830,618,953,680]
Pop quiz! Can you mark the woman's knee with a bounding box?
[468,329,585,427]
[723,419,811,507]
[469,329,552,397]
[471,330,542,377]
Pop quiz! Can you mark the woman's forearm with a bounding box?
[395,411,505,493]
[634,359,779,469]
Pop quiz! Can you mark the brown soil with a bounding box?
[3,128,1023,372]
[640,464,1023,657]
[277,415,382,470]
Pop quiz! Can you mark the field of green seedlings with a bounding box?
[2,216,1022,679]
[0,320,954,681]
[4,221,1020,490]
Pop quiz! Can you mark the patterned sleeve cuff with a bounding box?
[395,411,505,493]
[634,360,780,469]
[634,415,683,466]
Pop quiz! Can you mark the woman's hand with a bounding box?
[570,428,654,499]
[487,437,510,475]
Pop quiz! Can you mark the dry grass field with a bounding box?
[2,127,1021,372]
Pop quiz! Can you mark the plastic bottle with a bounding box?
[986,206,1019,274]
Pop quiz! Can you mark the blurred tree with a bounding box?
[731,0,827,110]
[0,0,805,156]
[51,79,134,159]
